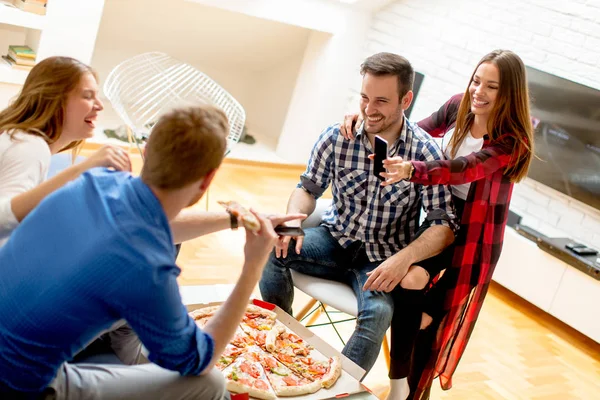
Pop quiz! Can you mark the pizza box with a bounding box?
[187,298,369,400]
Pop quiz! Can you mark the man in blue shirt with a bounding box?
[0,105,302,399]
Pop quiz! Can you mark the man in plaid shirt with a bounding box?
[259,53,457,374]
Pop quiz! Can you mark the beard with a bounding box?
[362,107,404,135]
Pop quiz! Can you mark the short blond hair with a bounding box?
[141,104,228,189]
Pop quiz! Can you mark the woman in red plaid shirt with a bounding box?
[342,49,534,400]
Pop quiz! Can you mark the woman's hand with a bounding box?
[380,156,412,186]
[82,145,132,172]
[340,113,363,140]
[366,155,413,186]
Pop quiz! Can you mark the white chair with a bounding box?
[291,199,391,370]
[102,52,247,209]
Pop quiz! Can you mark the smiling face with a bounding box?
[469,61,500,118]
[61,72,104,142]
[360,73,407,135]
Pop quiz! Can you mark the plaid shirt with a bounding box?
[410,94,524,399]
[298,118,457,262]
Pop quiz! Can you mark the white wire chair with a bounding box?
[103,52,246,156]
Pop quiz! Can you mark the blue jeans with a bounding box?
[259,226,394,374]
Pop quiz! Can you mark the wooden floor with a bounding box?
[115,149,600,400]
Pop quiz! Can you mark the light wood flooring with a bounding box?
[86,147,600,399]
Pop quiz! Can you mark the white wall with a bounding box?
[364,0,600,248]
[91,0,309,145]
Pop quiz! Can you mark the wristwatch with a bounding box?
[227,209,238,230]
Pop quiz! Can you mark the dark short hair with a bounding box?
[360,52,414,99]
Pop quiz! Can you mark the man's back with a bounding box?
[0,168,176,391]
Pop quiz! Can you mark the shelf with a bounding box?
[0,61,29,84]
[0,2,46,30]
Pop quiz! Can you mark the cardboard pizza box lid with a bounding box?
[186,299,369,400]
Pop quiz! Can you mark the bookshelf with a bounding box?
[0,0,104,88]
[0,2,46,30]
[0,61,29,84]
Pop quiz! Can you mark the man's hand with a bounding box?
[363,251,414,292]
[340,113,363,140]
[275,219,303,259]
[242,210,279,277]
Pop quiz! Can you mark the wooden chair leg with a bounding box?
[383,332,391,371]
[296,298,318,321]
[306,302,327,326]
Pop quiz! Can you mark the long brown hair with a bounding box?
[450,49,534,182]
[0,56,97,152]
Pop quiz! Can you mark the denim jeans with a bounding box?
[259,226,394,374]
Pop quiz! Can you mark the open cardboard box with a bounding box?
[187,299,369,399]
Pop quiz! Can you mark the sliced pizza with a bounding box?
[223,353,276,400]
[218,200,261,233]
[254,350,322,397]
[189,305,221,328]
[266,323,342,388]
[215,344,246,371]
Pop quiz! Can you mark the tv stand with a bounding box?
[493,227,600,343]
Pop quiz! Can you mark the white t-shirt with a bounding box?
[0,131,51,247]
[439,128,484,200]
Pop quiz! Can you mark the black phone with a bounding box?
[274,226,305,236]
[373,135,388,180]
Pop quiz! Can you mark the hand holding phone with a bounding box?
[373,135,388,180]
[274,225,305,236]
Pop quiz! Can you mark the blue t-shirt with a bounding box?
[0,169,214,393]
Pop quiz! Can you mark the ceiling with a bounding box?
[95,0,313,72]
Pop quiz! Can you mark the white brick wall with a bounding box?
[354,0,600,250]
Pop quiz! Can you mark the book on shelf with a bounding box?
[8,45,36,59]
[2,55,33,71]
[11,0,47,15]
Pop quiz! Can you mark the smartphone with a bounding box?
[274,226,305,236]
[373,135,388,180]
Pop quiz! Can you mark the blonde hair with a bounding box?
[0,56,97,153]
[141,104,228,189]
[450,49,534,182]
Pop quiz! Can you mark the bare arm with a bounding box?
[170,210,230,244]
[363,225,454,292]
[10,145,131,222]
[287,187,317,217]
[201,212,278,373]
[400,225,454,265]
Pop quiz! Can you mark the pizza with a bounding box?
[218,200,261,233]
[188,303,343,398]
[252,350,322,397]
[223,352,276,400]
[265,323,342,389]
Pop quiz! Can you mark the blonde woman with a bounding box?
[0,56,131,247]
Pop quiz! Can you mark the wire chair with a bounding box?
[103,52,246,156]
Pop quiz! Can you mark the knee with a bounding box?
[360,298,394,326]
[400,267,429,290]
[199,367,227,400]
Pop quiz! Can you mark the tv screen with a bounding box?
[526,66,600,211]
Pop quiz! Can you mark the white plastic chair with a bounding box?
[291,199,391,369]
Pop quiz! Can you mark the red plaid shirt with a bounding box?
[410,94,524,398]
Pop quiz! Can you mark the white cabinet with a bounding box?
[493,228,600,343]
[494,229,567,311]
[549,266,600,342]
[0,0,105,86]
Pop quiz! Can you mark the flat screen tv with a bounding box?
[526,66,600,211]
